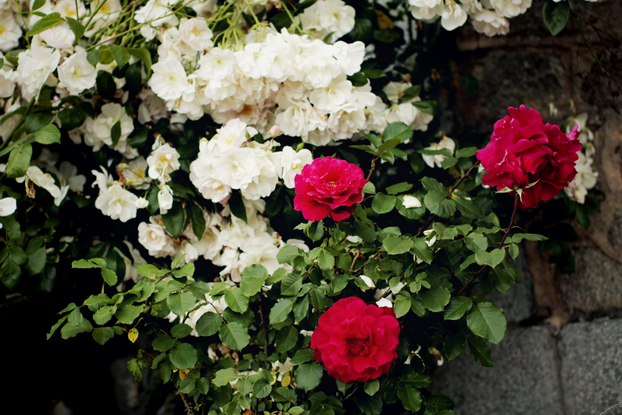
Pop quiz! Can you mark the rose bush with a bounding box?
[477,105,582,209]
[311,297,400,383]
[0,0,605,412]
[294,156,368,221]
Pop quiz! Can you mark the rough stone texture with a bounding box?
[559,319,622,415]
[558,248,622,312]
[431,326,563,415]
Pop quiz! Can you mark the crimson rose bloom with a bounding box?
[293,156,368,221]
[311,297,400,383]
[477,105,582,209]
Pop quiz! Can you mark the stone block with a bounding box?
[558,248,622,312]
[559,319,622,415]
[430,326,563,415]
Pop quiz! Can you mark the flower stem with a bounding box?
[456,193,519,297]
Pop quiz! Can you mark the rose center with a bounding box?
[347,337,371,356]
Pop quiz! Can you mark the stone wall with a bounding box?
[431,1,622,413]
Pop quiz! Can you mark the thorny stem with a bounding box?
[258,297,269,354]
[417,161,481,235]
[366,156,378,181]
[456,193,519,297]
[178,390,198,415]
[341,383,358,401]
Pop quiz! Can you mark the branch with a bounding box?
[258,297,269,354]
[456,193,519,297]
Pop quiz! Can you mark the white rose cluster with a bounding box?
[137,197,308,283]
[190,118,313,204]
[381,81,435,133]
[147,15,400,145]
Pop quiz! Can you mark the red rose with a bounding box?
[311,297,400,383]
[293,156,368,222]
[477,105,582,209]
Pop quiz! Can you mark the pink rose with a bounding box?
[477,105,582,209]
[311,297,400,383]
[293,157,368,221]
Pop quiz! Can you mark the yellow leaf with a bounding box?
[128,328,138,343]
[179,369,190,380]
[281,374,291,388]
[376,10,394,30]
[269,371,277,385]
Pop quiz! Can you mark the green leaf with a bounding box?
[454,198,484,219]
[101,268,118,286]
[412,100,435,115]
[386,182,413,194]
[511,233,548,243]
[240,264,268,297]
[376,137,401,157]
[219,322,250,350]
[281,274,302,297]
[467,302,507,344]
[33,124,61,145]
[167,291,196,317]
[467,336,493,367]
[293,295,309,323]
[225,287,249,314]
[465,233,488,252]
[107,45,131,68]
[365,379,380,396]
[190,204,206,239]
[397,385,423,412]
[65,17,85,43]
[424,191,456,219]
[25,112,54,133]
[294,363,323,391]
[26,13,64,37]
[394,294,410,318]
[382,122,413,143]
[455,147,478,158]
[6,142,32,178]
[421,177,444,192]
[110,120,121,146]
[93,305,116,325]
[72,259,103,269]
[269,298,294,325]
[412,239,433,264]
[291,349,315,365]
[356,393,383,415]
[96,71,116,100]
[213,368,238,387]
[0,258,20,290]
[195,312,222,337]
[32,0,45,11]
[543,0,570,36]
[173,263,194,278]
[92,327,115,345]
[318,249,335,271]
[363,182,376,194]
[474,248,505,268]
[2,216,20,243]
[83,293,111,306]
[162,203,184,238]
[419,287,451,312]
[253,379,272,399]
[229,191,247,223]
[444,332,466,361]
[61,316,93,339]
[116,304,144,325]
[372,193,396,214]
[171,323,193,338]
[9,246,27,266]
[170,343,198,370]
[444,296,473,320]
[127,48,153,76]
[277,245,302,264]
[152,334,176,351]
[47,315,68,340]
[276,326,298,353]
[383,236,414,255]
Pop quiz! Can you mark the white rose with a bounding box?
[58,49,97,95]
[95,184,138,222]
[402,195,422,208]
[147,143,181,182]
[39,22,75,49]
